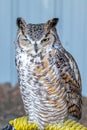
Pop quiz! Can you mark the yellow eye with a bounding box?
[41,38,49,43]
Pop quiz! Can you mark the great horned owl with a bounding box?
[15,18,82,129]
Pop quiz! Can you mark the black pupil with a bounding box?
[42,38,49,42]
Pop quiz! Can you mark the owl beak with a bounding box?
[34,42,38,53]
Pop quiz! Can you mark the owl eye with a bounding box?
[22,38,29,41]
[41,38,49,43]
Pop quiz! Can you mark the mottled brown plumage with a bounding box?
[15,17,82,129]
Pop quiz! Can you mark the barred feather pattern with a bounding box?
[15,18,82,129]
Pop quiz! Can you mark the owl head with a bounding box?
[16,17,59,55]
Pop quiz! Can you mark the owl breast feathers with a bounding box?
[15,17,82,129]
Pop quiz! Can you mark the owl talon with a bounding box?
[2,124,15,130]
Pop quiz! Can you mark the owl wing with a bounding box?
[57,48,82,120]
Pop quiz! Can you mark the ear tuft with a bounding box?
[16,17,26,29]
[50,18,59,27]
[46,18,59,29]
